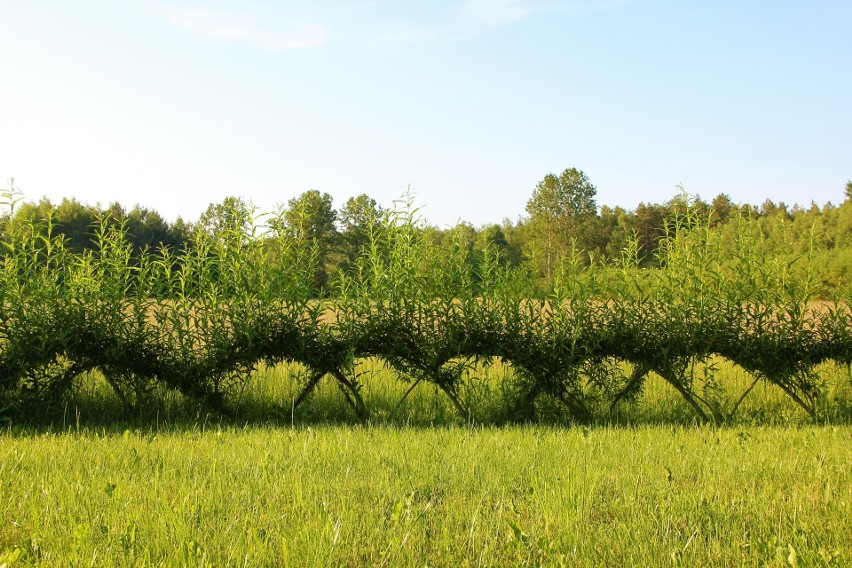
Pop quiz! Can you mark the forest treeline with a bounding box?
[4,171,852,295]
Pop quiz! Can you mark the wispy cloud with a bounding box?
[165,5,328,51]
[460,0,534,27]
[555,0,635,13]
[162,1,632,52]
[365,0,632,47]
[357,1,534,47]
[460,0,633,27]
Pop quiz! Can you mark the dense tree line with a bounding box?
[3,174,852,295]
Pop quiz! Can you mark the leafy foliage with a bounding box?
[1,180,850,424]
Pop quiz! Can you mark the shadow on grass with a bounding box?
[3,360,851,435]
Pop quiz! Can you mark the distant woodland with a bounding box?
[4,171,852,295]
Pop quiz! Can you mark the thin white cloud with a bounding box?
[461,0,534,27]
[166,6,328,50]
[366,0,632,47]
[460,0,633,27]
[358,1,531,48]
[162,1,632,52]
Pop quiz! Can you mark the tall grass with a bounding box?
[1,425,849,566]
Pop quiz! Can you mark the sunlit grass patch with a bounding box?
[1,425,849,566]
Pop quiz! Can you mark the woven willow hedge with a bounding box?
[1,195,850,423]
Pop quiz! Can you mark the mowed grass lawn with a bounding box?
[1,425,849,567]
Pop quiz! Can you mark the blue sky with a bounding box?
[1,0,850,227]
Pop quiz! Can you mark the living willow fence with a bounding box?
[1,196,850,423]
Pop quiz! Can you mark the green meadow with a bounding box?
[2,423,850,567]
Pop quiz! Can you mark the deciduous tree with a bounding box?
[339,194,383,267]
[282,190,338,290]
[525,167,598,280]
